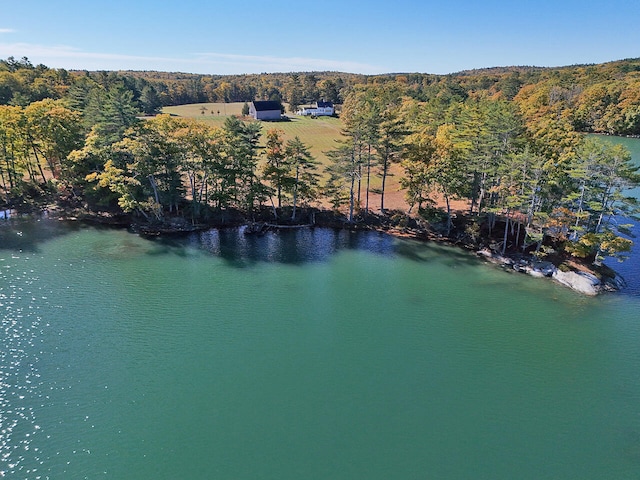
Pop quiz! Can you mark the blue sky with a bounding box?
[1,0,639,75]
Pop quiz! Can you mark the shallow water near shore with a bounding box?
[2,220,640,479]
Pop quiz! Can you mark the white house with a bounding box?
[296,101,335,116]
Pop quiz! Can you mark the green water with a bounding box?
[1,222,640,479]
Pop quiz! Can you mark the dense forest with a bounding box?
[1,55,639,264]
[2,55,640,133]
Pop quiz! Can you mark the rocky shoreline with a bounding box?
[372,223,625,296]
[476,249,625,296]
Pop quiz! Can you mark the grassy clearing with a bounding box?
[163,102,246,118]
[162,103,344,163]
[162,102,408,210]
[263,115,343,163]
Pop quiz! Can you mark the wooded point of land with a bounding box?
[1,55,639,268]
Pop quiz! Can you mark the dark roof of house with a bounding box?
[252,101,282,111]
[317,101,333,108]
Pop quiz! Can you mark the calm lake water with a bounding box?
[1,137,640,479]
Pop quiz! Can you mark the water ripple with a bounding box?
[0,256,48,478]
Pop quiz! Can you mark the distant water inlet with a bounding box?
[592,135,640,295]
[1,221,640,479]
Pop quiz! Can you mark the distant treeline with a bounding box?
[2,56,640,135]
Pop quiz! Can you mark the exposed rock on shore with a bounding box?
[477,248,624,295]
[552,270,601,296]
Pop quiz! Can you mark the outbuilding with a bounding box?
[250,101,282,120]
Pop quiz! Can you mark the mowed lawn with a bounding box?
[163,103,342,163]
[163,102,246,118]
[162,102,408,210]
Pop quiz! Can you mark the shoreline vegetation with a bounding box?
[2,56,640,295]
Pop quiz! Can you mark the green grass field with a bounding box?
[163,102,246,118]
[162,103,344,163]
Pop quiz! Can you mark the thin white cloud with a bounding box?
[193,52,379,73]
[0,43,173,64]
[0,28,15,34]
[0,42,382,74]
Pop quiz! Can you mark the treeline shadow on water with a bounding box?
[394,238,485,268]
[148,227,395,266]
[146,226,485,269]
[0,218,85,253]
